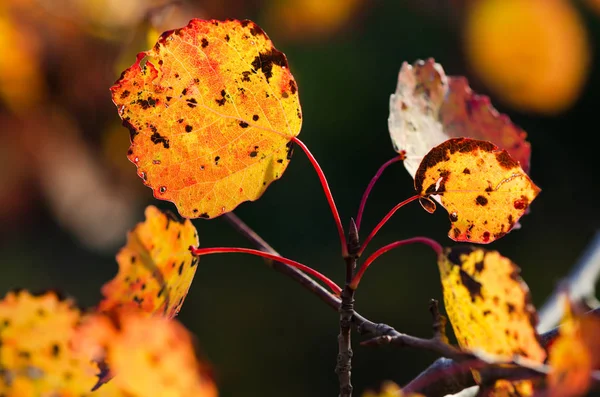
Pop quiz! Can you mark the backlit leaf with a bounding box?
[464,0,589,114]
[389,59,531,178]
[438,246,546,363]
[415,138,539,243]
[112,19,302,218]
[0,290,99,396]
[548,299,600,397]
[99,205,199,318]
[75,311,217,397]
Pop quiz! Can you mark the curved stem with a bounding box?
[355,155,404,231]
[189,246,342,295]
[291,137,348,257]
[358,195,420,256]
[350,237,442,289]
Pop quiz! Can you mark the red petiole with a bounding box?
[358,195,420,256]
[349,237,443,289]
[291,137,348,257]
[355,154,405,231]
[189,246,342,295]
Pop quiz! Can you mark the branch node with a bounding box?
[429,299,449,343]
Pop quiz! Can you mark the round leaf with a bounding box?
[415,137,540,243]
[111,19,302,218]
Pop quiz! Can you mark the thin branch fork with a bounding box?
[221,213,600,397]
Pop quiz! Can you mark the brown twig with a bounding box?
[336,219,359,396]
[221,212,600,397]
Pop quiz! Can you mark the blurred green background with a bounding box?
[1,0,599,395]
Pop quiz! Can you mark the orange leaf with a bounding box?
[415,138,540,243]
[111,19,302,218]
[548,300,600,397]
[99,205,199,318]
[75,311,217,397]
[0,290,99,396]
[438,246,546,363]
[389,59,531,178]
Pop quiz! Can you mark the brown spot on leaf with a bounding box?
[150,131,170,149]
[251,49,288,83]
[459,269,483,302]
[475,195,488,206]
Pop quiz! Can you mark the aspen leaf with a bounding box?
[415,138,540,243]
[0,290,99,396]
[438,246,546,363]
[99,205,199,318]
[112,19,302,219]
[389,59,531,178]
[75,312,217,397]
[548,299,600,397]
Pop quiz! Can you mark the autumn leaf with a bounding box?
[548,299,600,397]
[99,205,199,318]
[74,311,217,397]
[415,138,539,243]
[112,19,302,219]
[438,246,546,362]
[464,0,589,114]
[388,59,531,179]
[0,290,99,396]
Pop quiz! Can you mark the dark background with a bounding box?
[1,0,599,395]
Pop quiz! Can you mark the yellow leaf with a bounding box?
[99,205,199,318]
[0,290,99,396]
[464,0,589,114]
[415,138,540,243]
[111,19,302,218]
[438,246,546,363]
[548,299,600,397]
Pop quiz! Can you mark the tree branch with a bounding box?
[221,213,600,397]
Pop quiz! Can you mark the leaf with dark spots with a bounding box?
[99,206,199,319]
[111,19,302,219]
[438,246,545,362]
[0,290,99,394]
[415,138,540,244]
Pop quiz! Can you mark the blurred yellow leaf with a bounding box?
[265,0,364,40]
[548,299,600,397]
[464,0,590,114]
[0,290,98,396]
[0,8,45,112]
